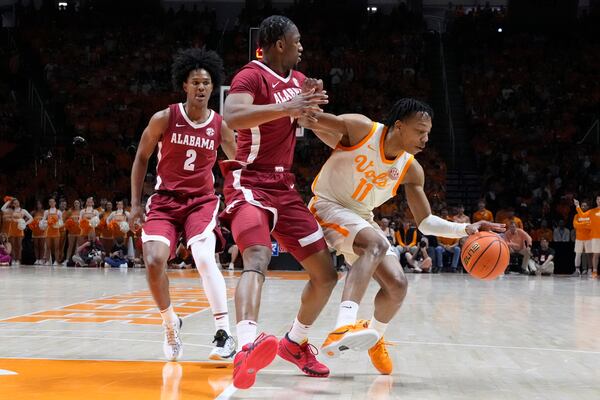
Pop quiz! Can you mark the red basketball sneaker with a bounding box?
[277,333,330,377]
[232,333,278,389]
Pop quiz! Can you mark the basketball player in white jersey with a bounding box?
[301,98,505,375]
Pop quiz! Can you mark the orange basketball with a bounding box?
[461,231,509,280]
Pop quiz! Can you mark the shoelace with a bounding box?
[300,342,320,363]
[166,325,179,346]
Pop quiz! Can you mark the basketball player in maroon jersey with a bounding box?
[130,49,237,362]
[221,15,337,389]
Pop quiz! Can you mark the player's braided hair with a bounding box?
[258,15,296,49]
[171,48,224,92]
[384,98,434,128]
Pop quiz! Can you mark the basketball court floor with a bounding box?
[1,265,599,399]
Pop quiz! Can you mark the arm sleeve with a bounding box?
[418,215,468,239]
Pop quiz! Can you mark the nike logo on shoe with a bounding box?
[285,347,302,360]
[331,329,349,335]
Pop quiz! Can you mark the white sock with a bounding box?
[236,320,257,351]
[335,300,359,329]
[160,305,178,325]
[288,317,311,344]
[368,317,388,337]
[190,234,230,335]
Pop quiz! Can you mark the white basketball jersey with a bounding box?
[312,122,414,217]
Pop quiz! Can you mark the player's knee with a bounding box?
[361,237,389,261]
[144,252,167,275]
[241,245,270,271]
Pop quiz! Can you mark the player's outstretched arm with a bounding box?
[299,112,373,148]
[224,90,328,130]
[220,119,237,160]
[130,109,169,225]
[403,160,505,238]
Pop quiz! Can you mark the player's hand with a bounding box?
[465,220,506,235]
[282,89,328,119]
[129,204,144,228]
[573,198,580,208]
[302,78,324,93]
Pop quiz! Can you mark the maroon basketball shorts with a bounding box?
[142,192,223,255]
[219,167,327,261]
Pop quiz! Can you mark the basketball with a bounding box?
[461,231,510,280]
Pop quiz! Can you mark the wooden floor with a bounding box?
[0,266,599,399]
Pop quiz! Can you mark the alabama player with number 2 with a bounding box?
[130,48,237,362]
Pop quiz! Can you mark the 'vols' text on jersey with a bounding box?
[154,103,222,197]
[312,122,414,217]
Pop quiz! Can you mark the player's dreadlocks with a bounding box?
[258,15,296,49]
[384,98,434,128]
[171,48,224,92]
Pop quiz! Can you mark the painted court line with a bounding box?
[214,383,237,400]
[388,340,600,355]
[0,334,213,349]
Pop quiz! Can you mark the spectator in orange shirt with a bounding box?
[572,199,592,276]
[472,200,493,223]
[531,220,553,242]
[504,220,532,273]
[499,209,523,230]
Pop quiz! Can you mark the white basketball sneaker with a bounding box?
[208,329,236,361]
[163,318,183,361]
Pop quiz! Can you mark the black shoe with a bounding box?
[209,329,236,360]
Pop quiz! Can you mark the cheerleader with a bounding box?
[5,198,33,265]
[1,196,13,238]
[106,200,130,241]
[58,199,68,264]
[30,200,47,265]
[2,199,33,265]
[65,199,82,265]
[79,197,99,242]
[99,201,114,253]
[41,198,63,265]
[0,232,12,266]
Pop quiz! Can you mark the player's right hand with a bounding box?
[129,204,144,228]
[573,198,580,208]
[283,89,328,119]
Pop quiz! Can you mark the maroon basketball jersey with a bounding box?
[155,103,222,197]
[228,60,306,170]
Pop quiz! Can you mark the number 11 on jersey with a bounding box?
[352,178,373,202]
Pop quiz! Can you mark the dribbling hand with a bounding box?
[465,220,506,235]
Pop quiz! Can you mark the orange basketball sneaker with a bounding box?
[357,320,393,375]
[321,320,380,358]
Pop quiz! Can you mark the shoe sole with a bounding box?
[233,335,278,389]
[322,329,380,358]
[277,343,330,378]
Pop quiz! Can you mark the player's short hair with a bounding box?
[171,48,224,91]
[385,98,434,128]
[258,15,296,49]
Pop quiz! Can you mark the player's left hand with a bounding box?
[466,220,506,235]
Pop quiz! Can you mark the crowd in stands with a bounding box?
[450,6,599,236]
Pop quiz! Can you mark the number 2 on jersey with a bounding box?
[352,178,373,202]
[183,149,197,171]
